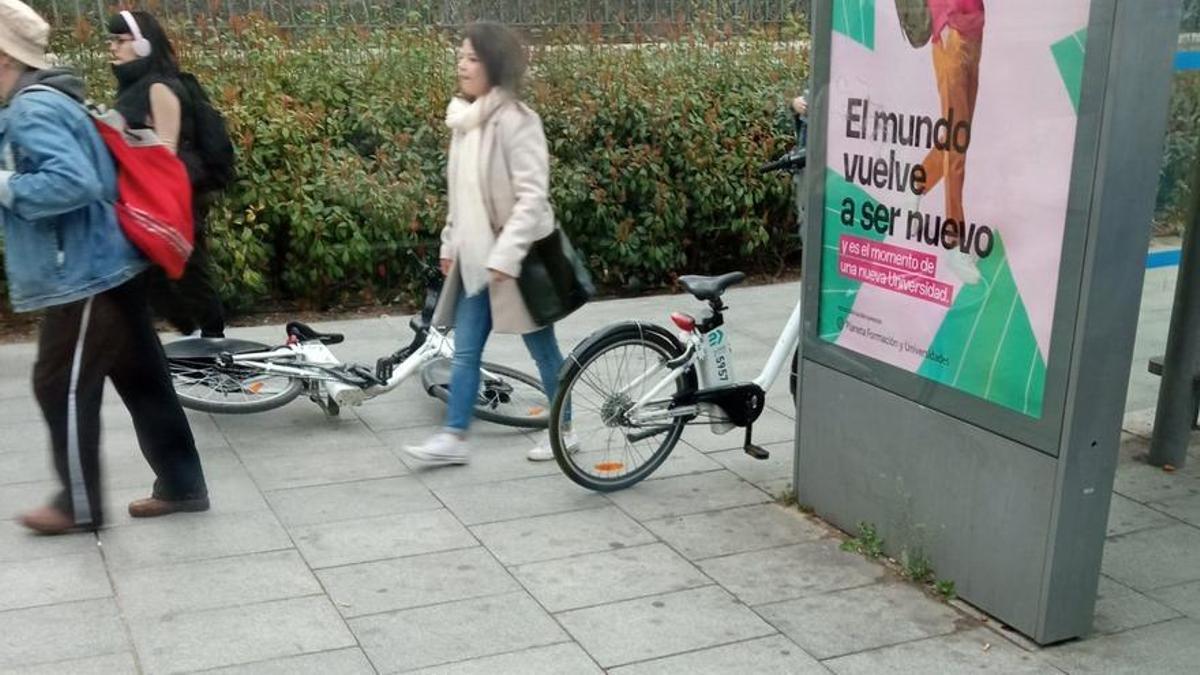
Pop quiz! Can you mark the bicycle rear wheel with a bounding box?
[165,339,304,414]
[421,358,549,429]
[550,322,697,492]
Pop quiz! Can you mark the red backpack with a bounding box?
[20,86,194,279]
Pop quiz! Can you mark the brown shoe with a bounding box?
[19,506,87,535]
[128,496,211,519]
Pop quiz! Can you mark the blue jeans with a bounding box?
[445,289,568,433]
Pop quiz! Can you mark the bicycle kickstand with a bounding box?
[744,425,770,460]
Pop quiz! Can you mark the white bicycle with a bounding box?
[164,261,549,428]
[547,116,808,491]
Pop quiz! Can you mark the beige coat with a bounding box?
[432,99,556,334]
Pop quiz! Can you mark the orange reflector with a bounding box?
[529,406,545,415]
[247,382,264,394]
[594,461,625,473]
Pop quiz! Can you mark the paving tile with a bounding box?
[1112,460,1200,504]
[241,445,408,491]
[0,480,59,522]
[0,519,98,562]
[393,429,561,487]
[100,444,245,491]
[0,450,54,485]
[1102,524,1200,591]
[292,509,476,569]
[642,503,828,560]
[385,426,554,489]
[0,422,47,454]
[5,652,137,675]
[318,547,519,618]
[757,582,961,659]
[471,506,656,566]
[1045,619,1200,673]
[98,511,292,570]
[706,443,794,486]
[642,444,725,481]
[408,643,601,675]
[758,477,794,499]
[200,648,376,675]
[267,476,440,527]
[355,397,450,432]
[609,635,826,675]
[130,596,355,674]
[1097,574,1137,599]
[0,552,111,612]
[0,599,127,671]
[1105,493,1177,537]
[514,543,711,612]
[682,410,797,453]
[105,469,269,528]
[350,592,566,673]
[698,541,886,606]
[434,474,607,525]
[1092,589,1183,635]
[606,470,770,520]
[112,550,321,620]
[1152,493,1200,526]
[1146,580,1200,619]
[824,628,1057,674]
[216,404,373,436]
[557,586,775,668]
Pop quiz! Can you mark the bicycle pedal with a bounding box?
[375,358,395,383]
[744,444,770,460]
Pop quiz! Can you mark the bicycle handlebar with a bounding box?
[759,114,808,175]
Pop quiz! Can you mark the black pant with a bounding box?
[33,275,208,528]
[149,208,226,338]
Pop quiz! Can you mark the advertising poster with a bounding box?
[819,0,1091,418]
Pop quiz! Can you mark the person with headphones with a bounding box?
[108,10,228,338]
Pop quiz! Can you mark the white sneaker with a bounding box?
[946,250,982,285]
[527,430,580,462]
[403,432,470,465]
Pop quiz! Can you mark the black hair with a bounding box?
[463,22,526,94]
[107,11,179,75]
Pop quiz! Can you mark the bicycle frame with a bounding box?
[622,299,801,427]
[219,324,456,409]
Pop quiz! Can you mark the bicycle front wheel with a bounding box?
[166,339,304,414]
[550,322,697,492]
[421,358,549,429]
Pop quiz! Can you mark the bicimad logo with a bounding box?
[708,330,725,347]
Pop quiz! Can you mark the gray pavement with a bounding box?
[0,268,1198,673]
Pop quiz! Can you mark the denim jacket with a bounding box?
[0,70,146,312]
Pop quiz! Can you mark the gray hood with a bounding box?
[13,68,86,103]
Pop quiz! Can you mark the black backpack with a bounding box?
[178,72,236,194]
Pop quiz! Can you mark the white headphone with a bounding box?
[121,10,152,58]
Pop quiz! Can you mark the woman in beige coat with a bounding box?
[404,22,575,465]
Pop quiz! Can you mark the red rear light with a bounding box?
[670,312,696,331]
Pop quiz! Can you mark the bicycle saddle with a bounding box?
[678,272,746,302]
[286,321,345,345]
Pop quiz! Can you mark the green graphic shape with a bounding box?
[916,235,1047,418]
[818,169,888,341]
[1051,28,1087,113]
[832,0,877,50]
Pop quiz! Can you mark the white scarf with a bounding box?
[445,91,508,296]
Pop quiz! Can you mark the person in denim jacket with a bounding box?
[0,0,208,534]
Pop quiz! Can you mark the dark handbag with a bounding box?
[518,228,595,326]
[895,0,934,48]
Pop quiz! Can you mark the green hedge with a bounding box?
[1158,72,1200,231]
[0,20,806,315]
